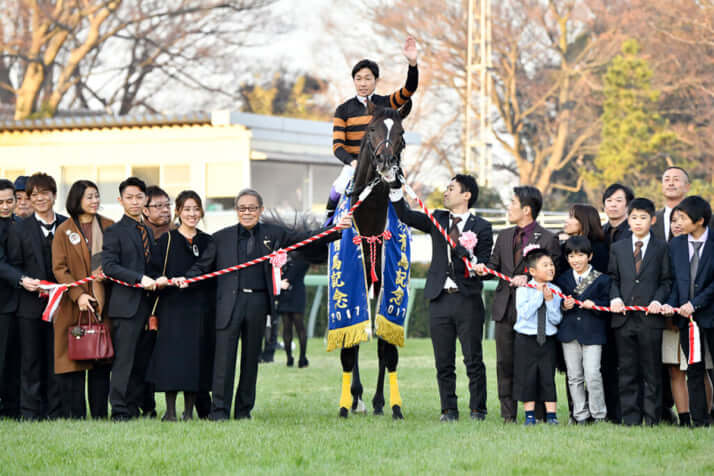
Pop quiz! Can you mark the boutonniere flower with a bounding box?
[523,243,541,257]
[459,231,478,255]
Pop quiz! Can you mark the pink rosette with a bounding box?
[459,231,478,253]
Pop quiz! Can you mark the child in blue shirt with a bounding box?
[514,248,563,425]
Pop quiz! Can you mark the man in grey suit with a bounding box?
[475,186,561,423]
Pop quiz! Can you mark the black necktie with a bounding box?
[137,224,151,263]
[40,221,56,240]
[634,241,643,274]
[537,301,547,346]
[690,241,703,300]
[246,229,255,256]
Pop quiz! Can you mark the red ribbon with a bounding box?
[352,230,392,284]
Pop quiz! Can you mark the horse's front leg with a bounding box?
[351,347,365,413]
[378,338,403,419]
[373,342,386,415]
[338,346,364,418]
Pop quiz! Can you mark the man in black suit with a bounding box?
[609,198,672,425]
[102,177,158,421]
[177,189,350,420]
[391,174,492,421]
[663,196,714,426]
[600,183,634,423]
[6,173,67,420]
[653,167,690,242]
[602,183,633,246]
[475,185,561,423]
[0,179,41,419]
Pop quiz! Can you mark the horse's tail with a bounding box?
[262,209,329,264]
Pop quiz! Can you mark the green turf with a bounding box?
[0,338,711,475]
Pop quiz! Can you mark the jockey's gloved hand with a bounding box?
[453,245,471,261]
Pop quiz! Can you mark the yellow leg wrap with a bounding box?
[389,371,402,408]
[339,372,352,409]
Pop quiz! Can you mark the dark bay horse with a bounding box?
[338,99,411,420]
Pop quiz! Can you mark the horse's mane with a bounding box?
[261,208,328,263]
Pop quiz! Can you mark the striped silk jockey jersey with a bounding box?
[332,65,418,165]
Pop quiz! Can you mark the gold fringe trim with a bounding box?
[375,314,405,347]
[327,320,370,352]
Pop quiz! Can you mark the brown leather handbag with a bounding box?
[68,310,114,361]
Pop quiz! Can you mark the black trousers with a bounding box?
[681,326,714,427]
[134,330,156,416]
[57,364,111,419]
[495,311,517,419]
[109,297,153,419]
[0,312,21,418]
[429,291,487,414]
[614,315,663,425]
[211,292,268,419]
[18,317,62,420]
[601,325,621,422]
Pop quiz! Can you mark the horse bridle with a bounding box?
[365,127,405,181]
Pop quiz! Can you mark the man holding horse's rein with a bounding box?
[331,36,419,168]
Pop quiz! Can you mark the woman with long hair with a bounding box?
[147,190,215,420]
[51,180,113,418]
[560,204,609,273]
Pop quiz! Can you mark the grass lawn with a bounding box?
[0,338,711,475]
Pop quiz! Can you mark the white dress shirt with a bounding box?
[35,212,57,237]
[688,227,709,260]
[663,206,673,240]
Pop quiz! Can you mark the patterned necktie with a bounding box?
[448,216,461,246]
[537,301,547,346]
[690,241,703,300]
[137,224,151,263]
[513,228,525,268]
[634,241,644,274]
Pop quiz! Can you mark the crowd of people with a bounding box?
[0,174,347,421]
[1,36,713,428]
[387,165,714,427]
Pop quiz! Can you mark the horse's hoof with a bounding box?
[392,405,404,420]
[373,407,384,416]
[351,398,366,414]
[339,407,349,419]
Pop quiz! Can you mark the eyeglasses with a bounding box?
[148,203,171,210]
[238,206,260,214]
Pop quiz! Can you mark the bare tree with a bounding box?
[0,0,285,119]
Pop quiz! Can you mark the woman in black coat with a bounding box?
[148,191,214,421]
[558,204,609,274]
[278,253,311,367]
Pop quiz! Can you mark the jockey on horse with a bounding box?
[328,37,419,418]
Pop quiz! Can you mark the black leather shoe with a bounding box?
[470,410,486,421]
[503,417,517,424]
[111,414,131,422]
[208,412,228,422]
[235,413,251,420]
[439,410,458,422]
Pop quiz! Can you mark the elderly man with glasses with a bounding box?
[174,188,351,421]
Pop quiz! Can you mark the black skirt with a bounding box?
[513,332,558,402]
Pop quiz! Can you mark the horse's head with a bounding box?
[361,99,412,183]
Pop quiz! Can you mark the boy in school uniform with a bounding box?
[609,198,672,426]
[514,249,563,425]
[662,196,714,427]
[555,236,610,424]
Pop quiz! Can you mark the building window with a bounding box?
[163,165,191,199]
[61,166,95,199]
[97,165,126,201]
[251,161,308,209]
[205,162,243,211]
[131,166,160,188]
